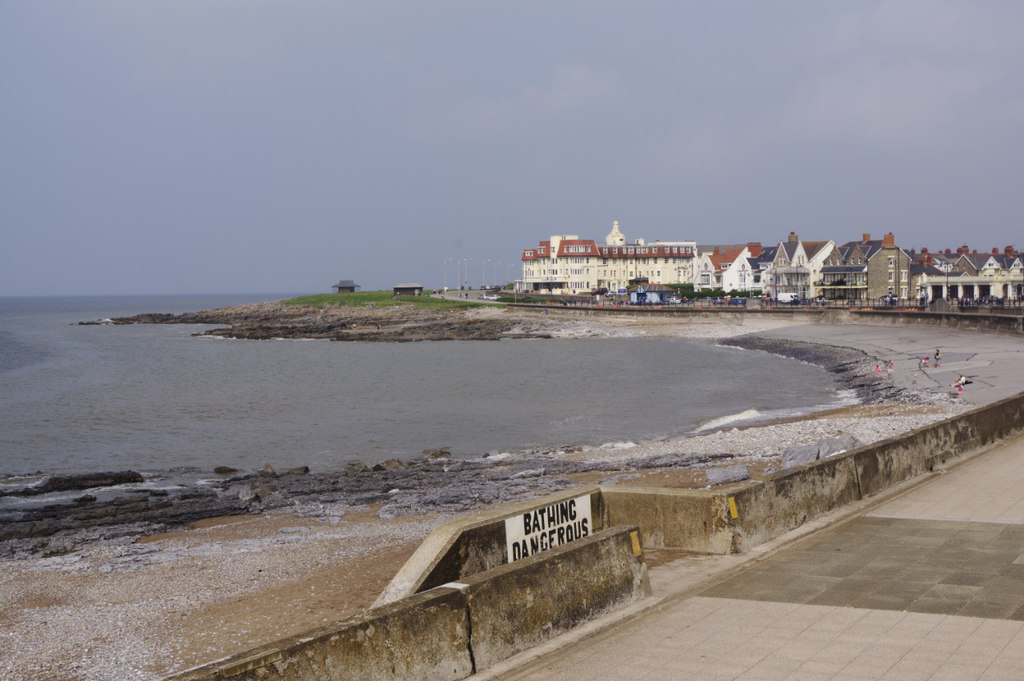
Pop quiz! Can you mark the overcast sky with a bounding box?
[2,1,1023,296]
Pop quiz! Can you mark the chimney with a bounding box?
[921,247,929,254]
[1007,246,1015,255]
[713,247,720,256]
[862,233,871,242]
[945,249,952,254]
[747,242,762,257]
[788,232,799,243]
[926,255,932,265]
[957,245,969,255]
[882,233,895,248]
[993,247,1000,255]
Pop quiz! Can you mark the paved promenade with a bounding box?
[475,428,1024,681]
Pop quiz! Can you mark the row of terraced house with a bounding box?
[520,221,1024,303]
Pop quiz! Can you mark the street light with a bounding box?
[443,257,456,293]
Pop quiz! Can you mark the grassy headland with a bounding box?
[281,291,498,311]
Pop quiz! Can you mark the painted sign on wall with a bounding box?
[505,494,592,562]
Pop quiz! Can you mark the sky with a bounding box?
[2,1,1023,296]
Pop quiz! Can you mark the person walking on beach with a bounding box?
[934,348,941,367]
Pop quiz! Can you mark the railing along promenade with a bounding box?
[507,294,1024,314]
[506,296,1024,332]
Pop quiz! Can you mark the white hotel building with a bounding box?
[521,221,697,294]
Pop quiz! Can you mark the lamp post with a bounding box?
[443,257,455,293]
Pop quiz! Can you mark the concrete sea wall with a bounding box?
[379,391,1024,600]
[165,525,649,681]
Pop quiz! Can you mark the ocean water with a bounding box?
[0,295,853,478]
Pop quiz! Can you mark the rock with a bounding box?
[423,447,451,460]
[705,464,750,486]
[74,494,96,504]
[511,468,544,479]
[228,484,257,502]
[372,459,406,472]
[818,434,864,458]
[18,471,145,496]
[345,462,370,475]
[285,466,310,475]
[253,485,274,502]
[781,443,821,469]
[213,466,239,475]
[782,435,865,469]
[258,464,277,476]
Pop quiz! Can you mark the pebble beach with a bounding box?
[1,310,1014,681]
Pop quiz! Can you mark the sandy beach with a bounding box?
[2,311,1017,681]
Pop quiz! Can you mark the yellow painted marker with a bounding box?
[728,496,738,519]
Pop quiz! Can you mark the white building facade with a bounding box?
[521,221,696,294]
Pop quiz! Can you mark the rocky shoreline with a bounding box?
[0,331,960,562]
[87,301,559,341]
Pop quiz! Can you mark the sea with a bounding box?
[0,294,857,484]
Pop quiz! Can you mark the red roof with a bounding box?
[555,239,599,256]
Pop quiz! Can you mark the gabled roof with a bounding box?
[710,247,745,271]
[802,241,831,260]
[780,241,800,261]
[839,239,886,259]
